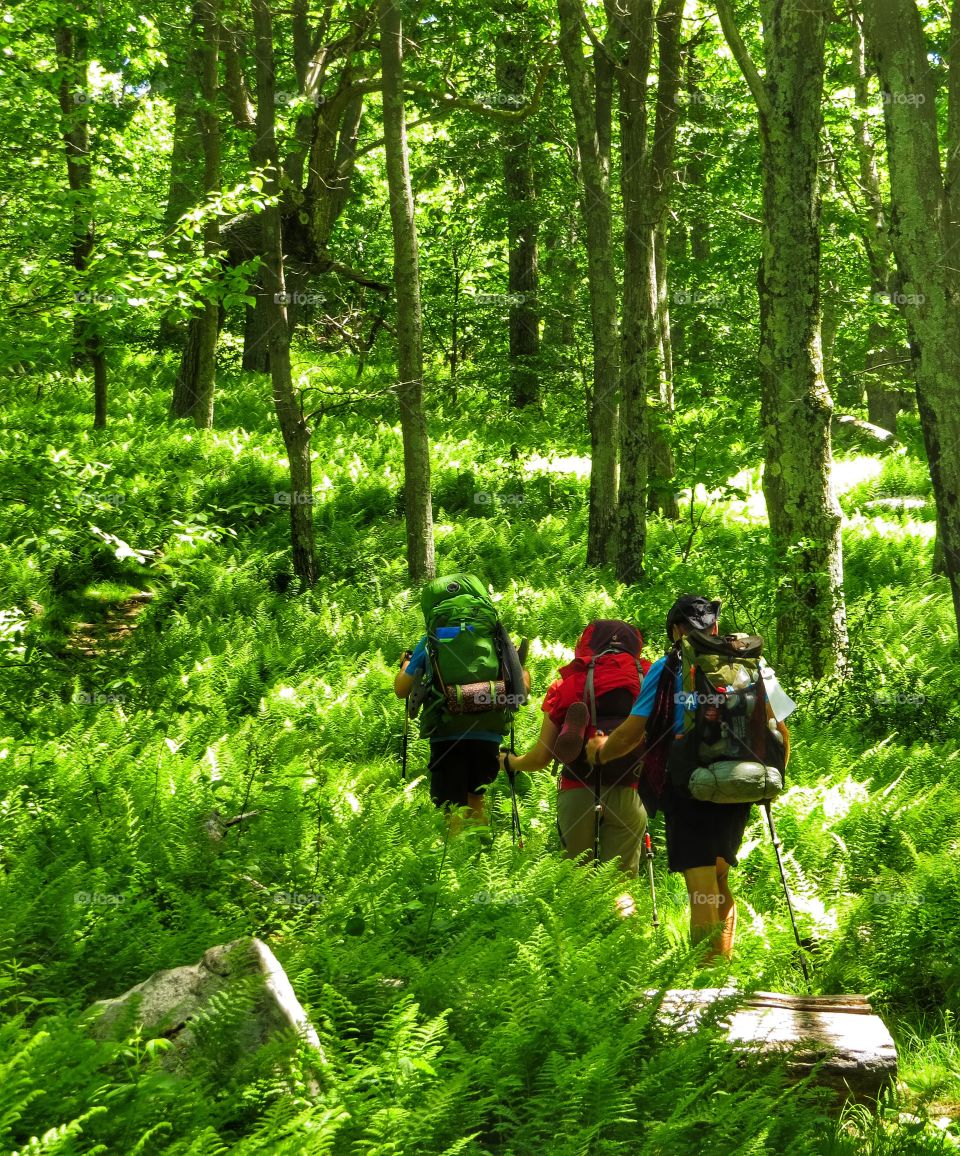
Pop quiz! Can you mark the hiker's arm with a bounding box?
[585,715,647,766]
[765,702,791,764]
[394,651,414,697]
[501,717,559,773]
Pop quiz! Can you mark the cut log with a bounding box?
[833,413,897,448]
[651,989,897,1100]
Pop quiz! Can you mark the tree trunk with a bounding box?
[159,7,205,349]
[616,0,655,583]
[379,0,435,583]
[557,0,620,565]
[243,286,271,372]
[252,0,317,587]
[647,1,682,522]
[193,0,220,429]
[496,9,541,408]
[617,0,683,580]
[849,3,902,435]
[163,9,205,235]
[863,0,960,641]
[717,0,847,678]
[54,17,107,429]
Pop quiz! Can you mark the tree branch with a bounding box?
[321,259,391,293]
[713,0,772,124]
[404,47,555,125]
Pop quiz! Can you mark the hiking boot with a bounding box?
[555,701,589,764]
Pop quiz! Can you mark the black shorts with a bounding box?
[428,739,501,808]
[661,784,752,873]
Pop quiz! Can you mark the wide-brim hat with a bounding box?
[665,594,722,640]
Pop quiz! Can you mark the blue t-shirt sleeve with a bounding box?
[630,656,667,718]
[405,636,428,675]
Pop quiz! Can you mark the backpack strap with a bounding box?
[639,643,682,812]
[582,646,627,727]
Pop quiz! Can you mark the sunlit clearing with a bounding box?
[523,453,592,479]
[831,455,885,493]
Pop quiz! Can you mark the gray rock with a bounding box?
[87,937,325,1073]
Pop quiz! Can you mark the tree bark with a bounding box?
[863,0,960,641]
[717,0,847,678]
[163,9,205,235]
[54,16,107,429]
[496,8,541,408]
[379,0,435,583]
[848,3,903,434]
[171,1,221,421]
[557,0,620,565]
[252,0,317,587]
[616,0,655,583]
[617,0,683,581]
[194,0,221,428]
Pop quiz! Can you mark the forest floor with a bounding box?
[1,359,958,1154]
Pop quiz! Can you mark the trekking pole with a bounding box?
[593,730,605,868]
[399,650,412,782]
[506,638,529,849]
[763,801,810,985]
[644,831,660,929]
[401,708,409,782]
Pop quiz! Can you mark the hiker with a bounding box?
[498,620,651,875]
[585,595,794,961]
[394,574,527,824]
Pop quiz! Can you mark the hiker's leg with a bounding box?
[715,856,736,958]
[463,741,500,828]
[598,786,646,877]
[466,792,488,825]
[429,741,475,833]
[556,788,596,864]
[683,865,723,956]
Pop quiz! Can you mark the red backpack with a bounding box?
[546,620,651,785]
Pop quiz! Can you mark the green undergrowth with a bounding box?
[0,365,958,1152]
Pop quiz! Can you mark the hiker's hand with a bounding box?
[585,734,607,766]
[498,750,507,773]
[399,650,412,669]
[522,668,531,692]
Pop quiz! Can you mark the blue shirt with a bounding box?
[630,656,686,732]
[405,634,502,744]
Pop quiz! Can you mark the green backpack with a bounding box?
[418,574,526,740]
[667,631,786,804]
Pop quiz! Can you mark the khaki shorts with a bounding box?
[556,785,647,876]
